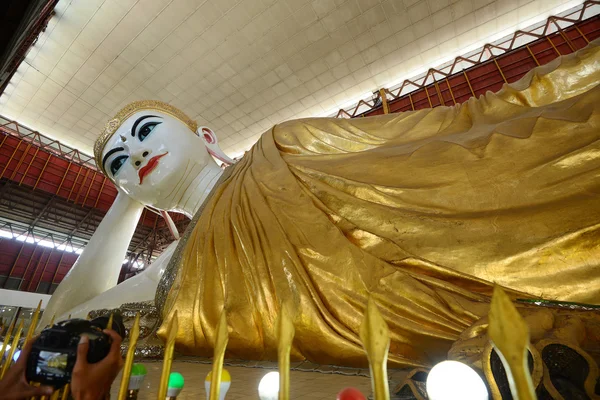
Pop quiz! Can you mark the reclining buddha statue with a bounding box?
[40,39,600,369]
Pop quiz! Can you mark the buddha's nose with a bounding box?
[131,149,152,169]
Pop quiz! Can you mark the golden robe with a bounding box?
[159,39,600,368]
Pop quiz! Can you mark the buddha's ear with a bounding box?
[198,126,235,166]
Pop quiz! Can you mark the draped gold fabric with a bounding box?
[159,40,600,368]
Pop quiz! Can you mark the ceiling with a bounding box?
[0,0,582,158]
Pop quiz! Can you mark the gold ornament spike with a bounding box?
[359,297,390,400]
[0,318,16,371]
[48,314,55,328]
[276,302,295,400]
[24,300,43,348]
[157,311,178,400]
[488,286,536,400]
[118,313,141,400]
[49,388,61,400]
[209,309,229,400]
[107,313,114,330]
[0,320,24,379]
[60,385,70,400]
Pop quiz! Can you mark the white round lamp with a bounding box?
[258,371,279,400]
[426,360,488,400]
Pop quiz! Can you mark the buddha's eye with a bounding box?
[138,122,161,141]
[110,155,129,176]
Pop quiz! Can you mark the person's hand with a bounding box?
[70,330,124,400]
[0,339,53,399]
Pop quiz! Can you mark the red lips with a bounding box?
[138,152,168,184]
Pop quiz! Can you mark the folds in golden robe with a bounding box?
[158,39,600,368]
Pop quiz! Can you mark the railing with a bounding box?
[335,0,600,118]
[0,116,97,170]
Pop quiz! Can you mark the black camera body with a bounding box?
[26,315,124,387]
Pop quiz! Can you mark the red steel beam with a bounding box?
[2,237,27,288]
[344,6,599,118]
[17,243,39,290]
[22,247,48,291]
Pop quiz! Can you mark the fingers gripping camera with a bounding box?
[25,315,125,387]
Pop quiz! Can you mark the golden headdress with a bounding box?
[94,100,198,171]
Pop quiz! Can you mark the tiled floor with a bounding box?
[109,360,374,399]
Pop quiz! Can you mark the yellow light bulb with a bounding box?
[204,369,231,400]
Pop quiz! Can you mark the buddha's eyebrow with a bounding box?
[131,115,160,137]
[102,147,124,169]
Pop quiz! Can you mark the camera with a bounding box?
[26,315,125,387]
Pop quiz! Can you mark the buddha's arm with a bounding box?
[38,191,144,329]
[59,240,179,320]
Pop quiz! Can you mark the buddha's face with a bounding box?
[100,111,214,209]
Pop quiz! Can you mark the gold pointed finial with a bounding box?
[209,308,229,400]
[60,385,70,400]
[48,314,56,328]
[489,286,536,400]
[157,311,178,400]
[359,297,390,400]
[24,300,43,348]
[276,302,295,400]
[107,313,114,330]
[0,318,16,372]
[117,313,141,400]
[120,135,127,142]
[0,320,24,379]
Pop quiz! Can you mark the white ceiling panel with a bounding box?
[0,0,583,157]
